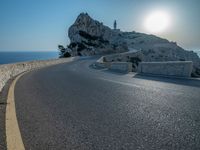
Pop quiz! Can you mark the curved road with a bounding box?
[14,57,200,149]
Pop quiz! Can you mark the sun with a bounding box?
[144,10,171,33]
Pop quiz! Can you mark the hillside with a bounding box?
[61,13,200,76]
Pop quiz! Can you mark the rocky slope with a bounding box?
[63,13,200,76]
[103,50,200,76]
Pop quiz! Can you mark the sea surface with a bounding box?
[0,50,199,65]
[0,51,59,65]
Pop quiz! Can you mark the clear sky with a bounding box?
[0,0,200,51]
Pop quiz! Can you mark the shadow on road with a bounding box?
[102,69,128,75]
[133,74,200,88]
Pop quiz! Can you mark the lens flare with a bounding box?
[144,10,171,33]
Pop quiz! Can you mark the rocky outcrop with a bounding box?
[68,13,128,56]
[65,13,200,77]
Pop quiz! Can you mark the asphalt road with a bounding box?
[14,57,200,150]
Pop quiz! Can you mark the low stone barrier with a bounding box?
[0,57,75,93]
[138,61,193,77]
[94,56,110,68]
[109,62,132,73]
[95,56,132,73]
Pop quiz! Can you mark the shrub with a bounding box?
[63,52,71,57]
[58,45,66,57]
[130,57,141,66]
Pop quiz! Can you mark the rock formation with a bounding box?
[62,12,200,77]
[67,13,128,56]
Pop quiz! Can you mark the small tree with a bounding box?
[130,57,141,66]
[58,45,66,57]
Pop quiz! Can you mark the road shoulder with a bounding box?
[0,78,13,150]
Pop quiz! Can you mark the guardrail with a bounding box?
[95,56,132,73]
[138,61,193,77]
[109,62,132,73]
[0,57,75,93]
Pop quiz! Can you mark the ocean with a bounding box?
[0,51,199,65]
[0,51,59,65]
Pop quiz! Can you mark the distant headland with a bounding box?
[58,13,200,77]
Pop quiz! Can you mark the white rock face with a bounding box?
[68,13,128,56]
[67,13,200,76]
[68,13,112,43]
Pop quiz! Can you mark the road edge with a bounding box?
[1,58,77,150]
[6,72,26,150]
[4,59,77,150]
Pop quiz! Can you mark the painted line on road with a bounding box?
[5,58,77,150]
[6,72,26,150]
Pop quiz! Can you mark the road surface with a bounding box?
[13,57,200,149]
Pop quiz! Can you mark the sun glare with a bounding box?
[144,10,171,33]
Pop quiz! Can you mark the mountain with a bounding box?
[62,13,200,77]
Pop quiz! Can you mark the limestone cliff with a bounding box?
[68,13,128,56]
[64,13,200,76]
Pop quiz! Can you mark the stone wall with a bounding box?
[138,61,193,77]
[109,62,132,73]
[95,56,132,73]
[0,57,75,93]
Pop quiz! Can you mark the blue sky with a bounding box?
[0,0,200,51]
